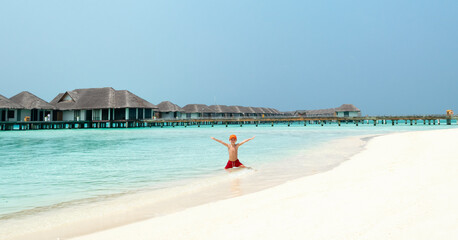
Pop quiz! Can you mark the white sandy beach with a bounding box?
[71,128,458,240]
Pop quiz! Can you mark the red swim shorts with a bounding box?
[225,159,243,169]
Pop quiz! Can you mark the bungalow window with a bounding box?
[102,109,109,120]
[92,110,101,120]
[8,110,15,119]
[114,109,125,120]
[74,110,80,120]
[31,109,39,121]
[145,109,152,119]
[129,108,137,120]
[138,108,144,119]
[86,110,93,121]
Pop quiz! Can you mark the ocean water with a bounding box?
[0,122,456,239]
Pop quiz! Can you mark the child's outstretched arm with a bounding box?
[237,136,255,147]
[210,137,228,147]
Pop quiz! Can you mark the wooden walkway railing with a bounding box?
[1,116,457,131]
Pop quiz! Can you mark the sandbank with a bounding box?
[71,128,458,240]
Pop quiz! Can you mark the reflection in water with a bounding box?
[230,178,242,197]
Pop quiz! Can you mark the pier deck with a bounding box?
[1,116,457,131]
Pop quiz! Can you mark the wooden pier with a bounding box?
[145,115,458,128]
[1,115,457,131]
[0,120,150,131]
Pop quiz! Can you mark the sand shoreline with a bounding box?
[70,128,458,240]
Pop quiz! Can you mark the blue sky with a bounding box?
[1,0,457,115]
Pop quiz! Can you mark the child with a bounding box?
[210,135,255,169]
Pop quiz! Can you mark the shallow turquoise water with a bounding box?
[0,122,456,218]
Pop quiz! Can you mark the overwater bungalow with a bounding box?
[269,108,282,116]
[49,87,157,121]
[208,105,230,118]
[335,104,361,117]
[251,107,266,118]
[0,94,24,122]
[157,101,184,119]
[261,107,275,117]
[245,107,260,117]
[9,91,56,121]
[182,104,213,119]
[227,106,243,118]
[208,105,281,118]
[236,106,256,118]
[295,104,361,117]
[296,108,335,117]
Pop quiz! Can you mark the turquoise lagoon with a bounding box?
[0,122,456,239]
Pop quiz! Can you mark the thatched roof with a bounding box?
[261,107,274,114]
[300,108,335,116]
[182,104,214,113]
[237,106,256,114]
[246,107,259,114]
[283,111,296,116]
[0,94,24,109]
[269,108,281,114]
[116,90,157,109]
[157,101,184,112]
[296,104,361,116]
[10,91,56,110]
[50,87,157,110]
[227,106,242,113]
[174,103,282,115]
[295,104,360,116]
[208,105,231,113]
[251,107,266,114]
[335,104,360,112]
[208,105,280,115]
